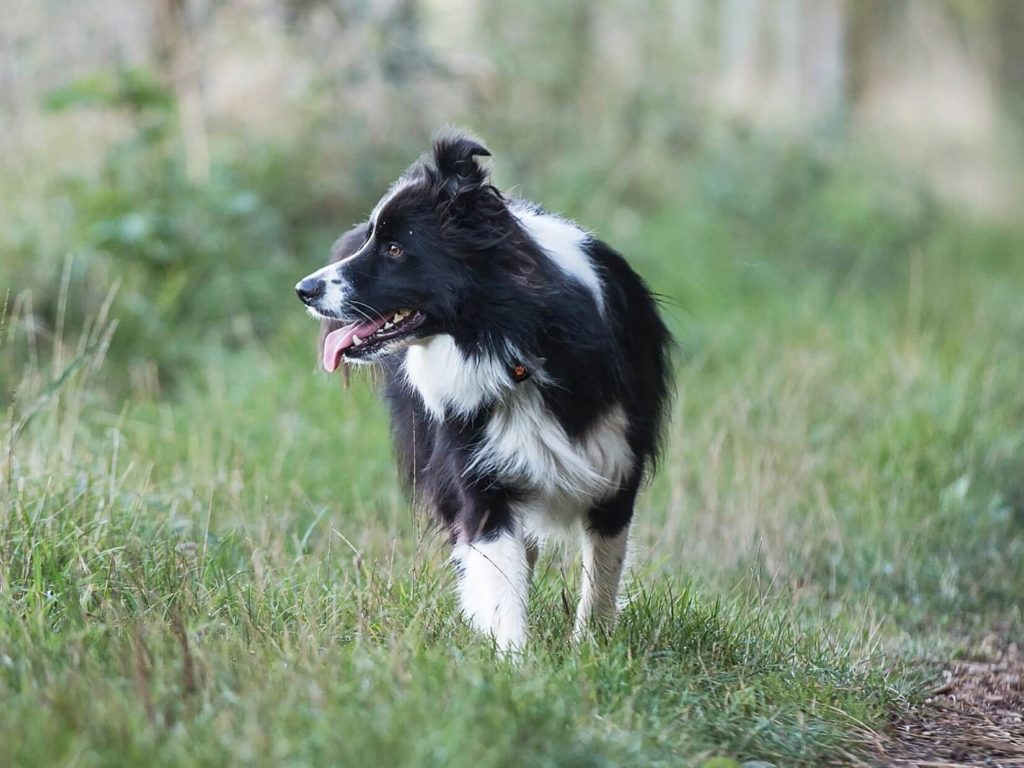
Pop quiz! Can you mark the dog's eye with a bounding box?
[387,243,403,258]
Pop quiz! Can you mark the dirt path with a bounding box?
[873,641,1023,767]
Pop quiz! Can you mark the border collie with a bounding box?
[295,130,672,652]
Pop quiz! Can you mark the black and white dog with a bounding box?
[296,130,672,652]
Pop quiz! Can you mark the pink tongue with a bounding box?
[322,318,387,372]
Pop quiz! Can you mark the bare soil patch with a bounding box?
[874,641,1023,767]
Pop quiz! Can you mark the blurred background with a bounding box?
[2,0,1024,623]
[3,0,1023,389]
[3,5,1024,762]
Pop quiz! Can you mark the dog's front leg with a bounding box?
[452,520,530,655]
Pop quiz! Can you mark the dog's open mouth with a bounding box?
[322,308,426,371]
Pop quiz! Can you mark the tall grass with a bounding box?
[2,121,1024,764]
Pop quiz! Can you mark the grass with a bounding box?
[2,138,1024,766]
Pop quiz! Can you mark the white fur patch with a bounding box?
[469,390,633,503]
[403,335,515,419]
[452,531,529,653]
[296,260,352,317]
[511,202,606,316]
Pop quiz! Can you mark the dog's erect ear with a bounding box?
[432,129,491,196]
[427,129,509,247]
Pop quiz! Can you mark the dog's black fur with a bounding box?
[313,132,672,544]
[300,130,672,646]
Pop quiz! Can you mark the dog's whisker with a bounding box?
[349,300,388,324]
[347,305,376,325]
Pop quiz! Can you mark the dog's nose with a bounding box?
[295,278,325,304]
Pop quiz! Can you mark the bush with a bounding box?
[2,70,341,391]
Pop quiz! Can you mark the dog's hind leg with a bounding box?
[574,474,640,642]
[453,527,530,654]
[574,526,630,641]
[525,537,540,578]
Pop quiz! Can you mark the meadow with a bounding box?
[2,121,1024,766]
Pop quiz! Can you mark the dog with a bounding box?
[295,130,672,652]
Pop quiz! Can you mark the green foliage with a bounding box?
[42,68,176,115]
[3,56,1024,765]
[4,139,1024,762]
[59,156,292,374]
[0,336,908,765]
[2,70,351,390]
[53,95,296,378]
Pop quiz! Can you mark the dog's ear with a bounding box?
[431,129,491,198]
[427,129,511,248]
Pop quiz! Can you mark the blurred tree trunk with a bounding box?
[993,0,1024,135]
[379,0,432,83]
[775,0,802,102]
[567,0,594,101]
[844,1,911,123]
[719,0,763,111]
[804,0,844,116]
[844,0,872,109]
[153,0,212,183]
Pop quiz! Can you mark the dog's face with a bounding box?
[296,132,522,371]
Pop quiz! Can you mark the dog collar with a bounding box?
[509,354,545,384]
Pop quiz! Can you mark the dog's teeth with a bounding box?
[352,335,363,346]
[383,322,393,330]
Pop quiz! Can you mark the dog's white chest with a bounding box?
[404,335,512,418]
[403,335,634,527]
[470,386,632,500]
[478,388,634,537]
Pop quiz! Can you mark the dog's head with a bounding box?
[296,129,534,371]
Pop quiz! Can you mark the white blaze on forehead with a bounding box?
[511,202,606,316]
[370,175,418,226]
